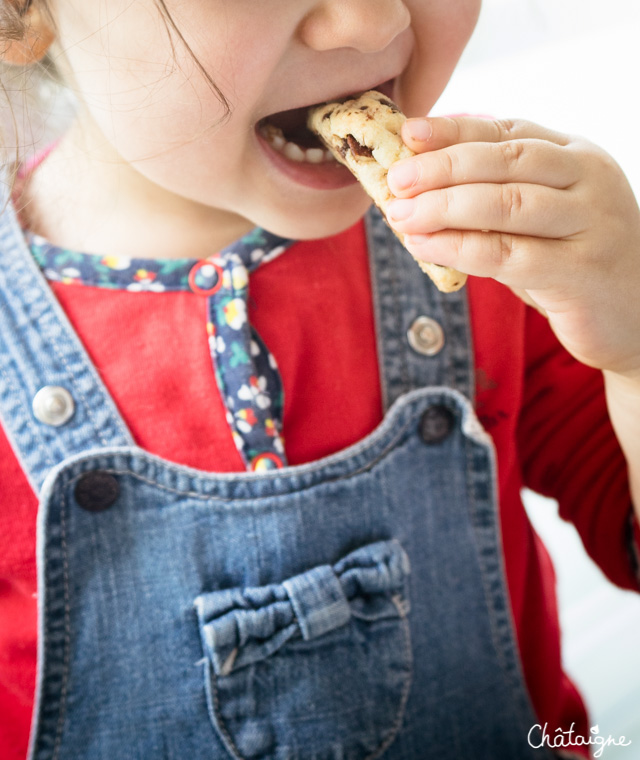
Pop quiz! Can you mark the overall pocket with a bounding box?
[194,539,412,760]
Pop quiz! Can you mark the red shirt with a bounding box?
[1,221,638,759]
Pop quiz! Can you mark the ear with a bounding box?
[1,5,55,65]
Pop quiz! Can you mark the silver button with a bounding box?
[32,386,75,427]
[407,316,445,356]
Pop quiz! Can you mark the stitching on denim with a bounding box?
[0,343,58,477]
[465,440,512,682]
[467,438,524,687]
[389,240,411,401]
[441,290,467,398]
[23,299,49,324]
[58,420,413,506]
[200,660,237,759]
[366,212,390,415]
[457,287,476,404]
[364,594,414,760]
[41,319,113,448]
[51,488,72,760]
[67,466,212,500]
[466,438,512,680]
[465,437,556,758]
[49,390,446,499]
[46,388,466,504]
[210,668,246,760]
[367,210,411,409]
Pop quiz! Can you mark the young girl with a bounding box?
[1,1,639,759]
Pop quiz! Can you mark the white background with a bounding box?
[436,0,640,193]
[435,2,640,756]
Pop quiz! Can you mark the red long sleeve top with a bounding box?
[1,220,639,759]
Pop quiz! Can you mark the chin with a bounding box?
[252,192,373,242]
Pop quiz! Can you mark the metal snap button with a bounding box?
[32,386,75,427]
[74,472,120,512]
[419,405,455,445]
[407,316,445,357]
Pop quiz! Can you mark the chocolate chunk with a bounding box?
[346,134,374,158]
[378,98,400,112]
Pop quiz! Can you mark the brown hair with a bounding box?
[0,1,34,42]
[154,0,230,116]
[0,0,230,113]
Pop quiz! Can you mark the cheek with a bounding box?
[400,0,481,115]
[56,0,230,155]
[416,0,481,64]
[450,0,482,46]
[77,72,229,166]
[437,0,481,71]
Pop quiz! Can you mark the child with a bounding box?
[0,1,639,758]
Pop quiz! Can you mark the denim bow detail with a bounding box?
[194,539,410,677]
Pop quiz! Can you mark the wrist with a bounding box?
[604,369,640,520]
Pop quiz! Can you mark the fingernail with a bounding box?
[405,118,432,142]
[388,161,419,192]
[387,198,415,222]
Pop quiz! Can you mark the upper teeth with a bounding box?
[260,123,335,164]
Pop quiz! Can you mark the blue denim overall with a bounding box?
[0,191,555,760]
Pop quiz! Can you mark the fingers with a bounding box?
[401,115,572,154]
[402,229,574,291]
[387,115,588,294]
[388,139,580,198]
[387,182,586,240]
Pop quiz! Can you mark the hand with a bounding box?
[386,116,640,379]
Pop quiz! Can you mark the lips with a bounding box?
[255,79,396,189]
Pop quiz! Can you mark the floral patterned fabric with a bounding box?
[27,229,295,470]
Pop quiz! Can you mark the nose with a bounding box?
[299,0,411,54]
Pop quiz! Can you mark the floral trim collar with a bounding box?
[26,226,294,291]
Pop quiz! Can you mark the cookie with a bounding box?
[308,91,467,293]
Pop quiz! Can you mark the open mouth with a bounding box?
[257,79,395,165]
[258,121,333,164]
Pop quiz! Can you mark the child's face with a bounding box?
[51,0,481,243]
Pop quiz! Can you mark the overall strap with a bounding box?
[0,182,135,494]
[366,208,475,409]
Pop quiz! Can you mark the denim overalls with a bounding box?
[0,189,556,759]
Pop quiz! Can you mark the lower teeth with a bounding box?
[260,123,334,164]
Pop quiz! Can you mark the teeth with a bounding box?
[270,133,286,151]
[283,142,306,162]
[305,148,325,164]
[260,123,336,164]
